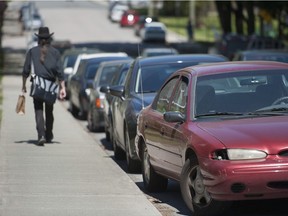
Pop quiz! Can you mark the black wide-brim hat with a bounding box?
[34,27,54,38]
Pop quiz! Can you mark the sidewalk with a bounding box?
[0,2,161,216]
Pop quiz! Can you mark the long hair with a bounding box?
[38,37,51,64]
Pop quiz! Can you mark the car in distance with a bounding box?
[87,59,133,132]
[120,9,139,27]
[110,54,227,173]
[233,49,288,63]
[109,3,129,22]
[135,61,288,215]
[61,48,101,99]
[69,52,129,119]
[140,22,166,43]
[134,15,158,37]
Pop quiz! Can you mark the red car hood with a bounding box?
[197,116,288,154]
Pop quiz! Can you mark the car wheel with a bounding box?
[180,157,230,216]
[105,125,110,142]
[125,127,141,173]
[113,134,125,160]
[69,100,79,117]
[87,107,96,132]
[142,143,168,192]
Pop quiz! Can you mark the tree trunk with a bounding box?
[235,1,244,34]
[0,1,8,48]
[246,1,255,35]
[215,1,232,35]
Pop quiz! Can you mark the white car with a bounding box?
[109,4,129,22]
[140,22,166,43]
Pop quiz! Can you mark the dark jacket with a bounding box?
[22,45,64,81]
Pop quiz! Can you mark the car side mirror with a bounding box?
[100,85,110,93]
[163,111,185,123]
[110,85,125,100]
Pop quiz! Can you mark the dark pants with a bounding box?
[33,98,54,139]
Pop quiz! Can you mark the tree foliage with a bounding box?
[215,1,288,39]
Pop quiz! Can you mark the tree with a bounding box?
[215,0,288,39]
[0,0,8,48]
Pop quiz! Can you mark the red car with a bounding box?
[120,10,139,27]
[135,61,288,216]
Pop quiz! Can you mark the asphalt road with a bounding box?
[2,1,288,216]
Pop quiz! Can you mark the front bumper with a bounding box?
[200,155,288,201]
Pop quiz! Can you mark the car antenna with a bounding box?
[137,43,145,110]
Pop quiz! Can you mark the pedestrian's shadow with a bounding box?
[14,140,61,145]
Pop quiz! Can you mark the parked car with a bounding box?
[109,3,129,22]
[246,36,285,50]
[100,60,133,142]
[134,15,158,36]
[141,47,179,57]
[68,52,130,119]
[109,54,227,173]
[135,61,288,216]
[120,9,139,27]
[87,59,133,132]
[233,49,288,63]
[61,48,101,98]
[209,33,248,60]
[140,22,166,43]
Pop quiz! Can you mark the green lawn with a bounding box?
[160,13,221,42]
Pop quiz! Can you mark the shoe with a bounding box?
[46,133,54,143]
[46,135,54,143]
[37,136,46,146]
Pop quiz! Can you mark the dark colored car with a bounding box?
[100,60,133,142]
[135,61,288,216]
[69,53,129,119]
[120,10,139,27]
[134,15,159,37]
[109,54,227,173]
[61,48,100,99]
[87,59,133,132]
[233,49,288,63]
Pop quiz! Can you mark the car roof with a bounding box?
[238,49,288,56]
[181,61,288,77]
[98,59,133,66]
[137,54,227,66]
[142,47,178,52]
[145,22,166,28]
[79,52,128,60]
[62,48,101,56]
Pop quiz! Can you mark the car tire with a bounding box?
[180,156,230,216]
[142,143,168,192]
[87,107,97,132]
[125,128,141,173]
[69,100,79,117]
[113,134,125,160]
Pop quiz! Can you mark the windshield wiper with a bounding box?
[247,107,288,116]
[195,112,243,118]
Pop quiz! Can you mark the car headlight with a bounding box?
[227,149,267,160]
[212,149,267,160]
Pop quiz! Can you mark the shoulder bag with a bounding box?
[30,60,59,105]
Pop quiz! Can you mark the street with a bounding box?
[2,1,288,216]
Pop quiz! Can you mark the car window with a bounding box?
[85,64,99,79]
[155,77,179,113]
[195,69,288,116]
[99,65,120,86]
[170,77,188,114]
